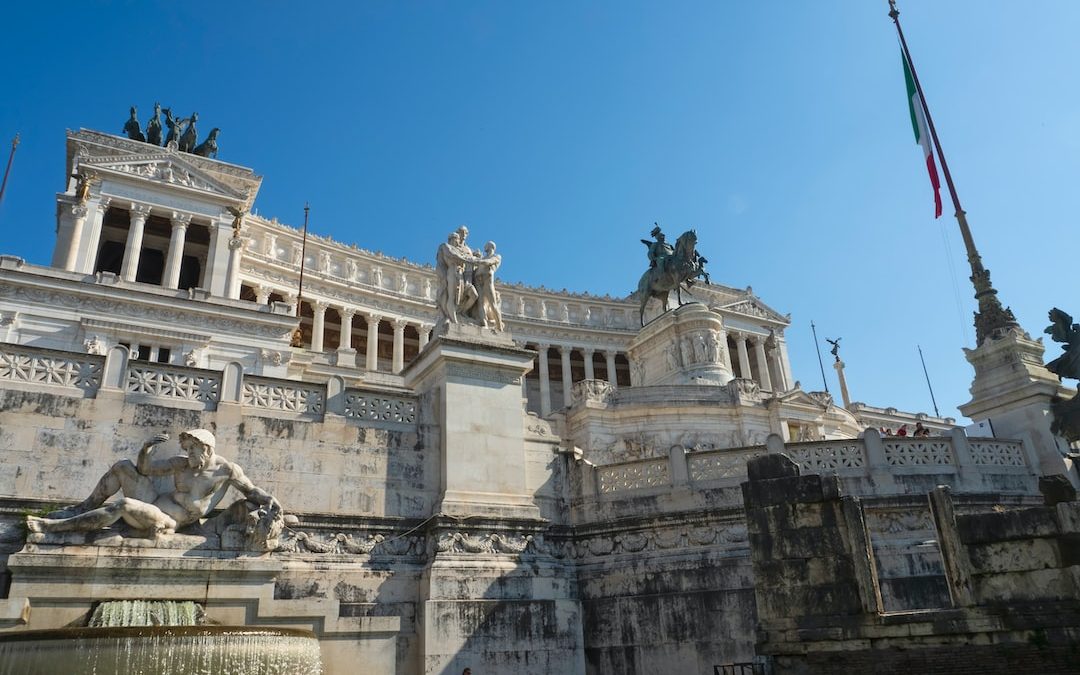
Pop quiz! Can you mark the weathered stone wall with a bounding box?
[0,388,436,518]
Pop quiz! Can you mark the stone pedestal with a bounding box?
[627,303,733,386]
[959,328,1074,478]
[403,324,541,519]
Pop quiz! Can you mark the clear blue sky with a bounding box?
[2,2,1078,421]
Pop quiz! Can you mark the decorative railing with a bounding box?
[688,448,764,483]
[0,344,103,393]
[597,458,670,494]
[786,440,866,473]
[127,363,220,405]
[883,438,954,466]
[344,391,417,424]
[242,376,325,416]
[968,439,1026,467]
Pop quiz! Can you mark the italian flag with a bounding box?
[902,50,943,218]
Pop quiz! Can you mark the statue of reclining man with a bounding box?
[26,429,290,551]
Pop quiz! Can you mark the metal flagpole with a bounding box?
[811,320,829,393]
[290,203,311,348]
[888,0,1018,344]
[917,344,940,417]
[0,134,20,211]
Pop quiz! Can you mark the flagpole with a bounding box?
[888,0,1018,344]
[290,203,311,348]
[0,134,19,211]
[811,320,829,393]
[917,344,940,418]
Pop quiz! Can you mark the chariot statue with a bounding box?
[636,226,710,325]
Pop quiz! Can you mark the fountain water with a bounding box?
[0,600,323,675]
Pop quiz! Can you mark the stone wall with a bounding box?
[743,453,1080,675]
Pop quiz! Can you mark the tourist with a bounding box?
[913,422,931,437]
[896,424,908,437]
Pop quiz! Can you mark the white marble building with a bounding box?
[5,127,1064,675]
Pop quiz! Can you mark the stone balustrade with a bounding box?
[574,430,1037,502]
[0,342,416,429]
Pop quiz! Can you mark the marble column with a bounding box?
[63,203,89,272]
[582,348,595,381]
[752,335,772,391]
[391,319,406,373]
[559,345,573,408]
[735,334,752,381]
[120,203,151,282]
[78,199,110,274]
[339,307,356,351]
[768,345,788,392]
[162,212,192,289]
[224,234,244,299]
[417,323,431,351]
[310,301,327,352]
[538,344,552,417]
[604,350,618,388]
[254,285,271,304]
[365,313,381,371]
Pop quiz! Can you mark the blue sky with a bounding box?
[2,2,1078,421]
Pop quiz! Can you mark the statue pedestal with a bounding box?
[628,303,734,386]
[959,328,1074,478]
[404,326,541,520]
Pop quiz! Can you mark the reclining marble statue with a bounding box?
[26,429,289,551]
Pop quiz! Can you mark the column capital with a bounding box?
[558,344,573,356]
[129,202,152,217]
[364,311,382,324]
[750,334,766,345]
[170,211,193,226]
[70,203,89,219]
[310,299,328,313]
[581,347,595,357]
[96,197,112,213]
[338,306,357,319]
[537,342,551,351]
[391,318,407,331]
[603,349,618,358]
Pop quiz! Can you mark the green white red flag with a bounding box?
[902,49,942,218]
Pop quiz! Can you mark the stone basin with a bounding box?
[0,625,323,675]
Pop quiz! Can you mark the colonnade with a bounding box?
[726,331,788,393]
[526,343,626,417]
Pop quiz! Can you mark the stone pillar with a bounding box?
[559,345,573,408]
[310,301,327,353]
[162,212,192,289]
[752,335,772,391]
[77,199,110,274]
[833,359,851,408]
[735,334,751,380]
[120,203,151,282]
[928,486,975,607]
[254,285,271,304]
[339,308,355,351]
[63,203,89,272]
[768,344,788,392]
[392,319,406,373]
[417,323,431,351]
[538,344,552,417]
[224,233,244,300]
[582,348,595,381]
[719,328,734,372]
[336,307,357,368]
[604,350,618,388]
[365,313,381,371]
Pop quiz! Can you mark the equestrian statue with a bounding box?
[636,224,710,326]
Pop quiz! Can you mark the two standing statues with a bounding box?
[124,104,220,158]
[435,225,504,333]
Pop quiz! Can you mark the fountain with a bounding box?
[0,600,324,675]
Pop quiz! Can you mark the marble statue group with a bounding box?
[435,225,504,332]
[27,429,288,551]
[124,104,220,158]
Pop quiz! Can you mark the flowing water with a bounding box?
[0,600,324,675]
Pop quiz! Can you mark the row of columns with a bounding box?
[729,331,787,392]
[62,199,242,298]
[260,289,432,375]
[532,344,623,418]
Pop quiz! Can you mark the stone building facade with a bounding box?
[0,128,1074,674]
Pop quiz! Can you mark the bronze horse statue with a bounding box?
[636,229,708,326]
